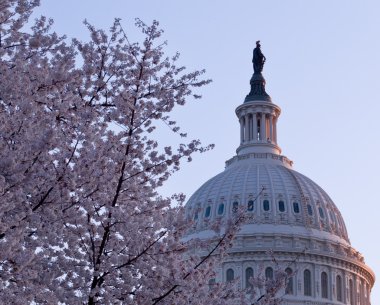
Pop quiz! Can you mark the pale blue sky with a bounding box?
[35,1,380,303]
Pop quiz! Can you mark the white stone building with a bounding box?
[185,51,375,304]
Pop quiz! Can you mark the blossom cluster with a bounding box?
[0,2,287,304]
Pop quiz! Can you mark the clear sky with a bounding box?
[35,1,380,303]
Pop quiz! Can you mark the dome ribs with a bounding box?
[223,164,244,218]
[274,165,291,224]
[258,165,276,223]
[241,162,252,217]
[262,164,276,223]
[287,169,312,230]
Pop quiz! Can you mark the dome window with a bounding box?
[318,207,325,218]
[304,269,312,296]
[293,202,300,214]
[321,272,328,299]
[278,200,285,212]
[245,267,254,289]
[226,268,234,282]
[265,267,273,279]
[194,211,199,220]
[263,200,270,211]
[349,279,354,305]
[285,267,293,295]
[307,204,313,216]
[336,275,343,302]
[217,203,224,215]
[247,200,254,211]
[232,201,239,213]
[205,206,211,218]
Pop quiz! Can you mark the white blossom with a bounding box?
[0,2,286,305]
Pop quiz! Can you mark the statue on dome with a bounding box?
[252,40,266,74]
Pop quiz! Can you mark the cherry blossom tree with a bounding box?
[0,1,289,304]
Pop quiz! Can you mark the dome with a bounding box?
[186,156,349,245]
[184,46,374,305]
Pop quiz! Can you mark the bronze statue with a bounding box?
[252,40,266,74]
[245,40,271,102]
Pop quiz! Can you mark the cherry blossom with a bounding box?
[0,2,287,304]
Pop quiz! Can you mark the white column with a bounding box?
[248,114,252,141]
[260,112,266,141]
[342,271,346,305]
[245,114,249,142]
[252,113,258,142]
[249,114,253,141]
[354,275,358,305]
[273,116,277,144]
[240,117,244,144]
[269,115,273,143]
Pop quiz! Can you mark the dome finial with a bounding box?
[245,41,271,102]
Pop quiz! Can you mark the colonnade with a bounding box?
[239,112,278,144]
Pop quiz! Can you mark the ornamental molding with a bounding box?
[235,100,281,116]
[225,152,293,168]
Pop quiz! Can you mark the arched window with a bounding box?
[293,202,300,214]
[278,200,285,212]
[349,279,354,305]
[218,203,224,215]
[205,206,211,218]
[226,268,234,282]
[336,275,342,302]
[319,207,325,218]
[247,200,254,211]
[232,201,239,213]
[285,267,293,295]
[245,267,254,289]
[265,267,273,280]
[307,204,313,216]
[321,272,328,299]
[304,269,312,296]
[263,200,270,211]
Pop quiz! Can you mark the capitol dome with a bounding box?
[185,44,374,304]
[187,158,349,245]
